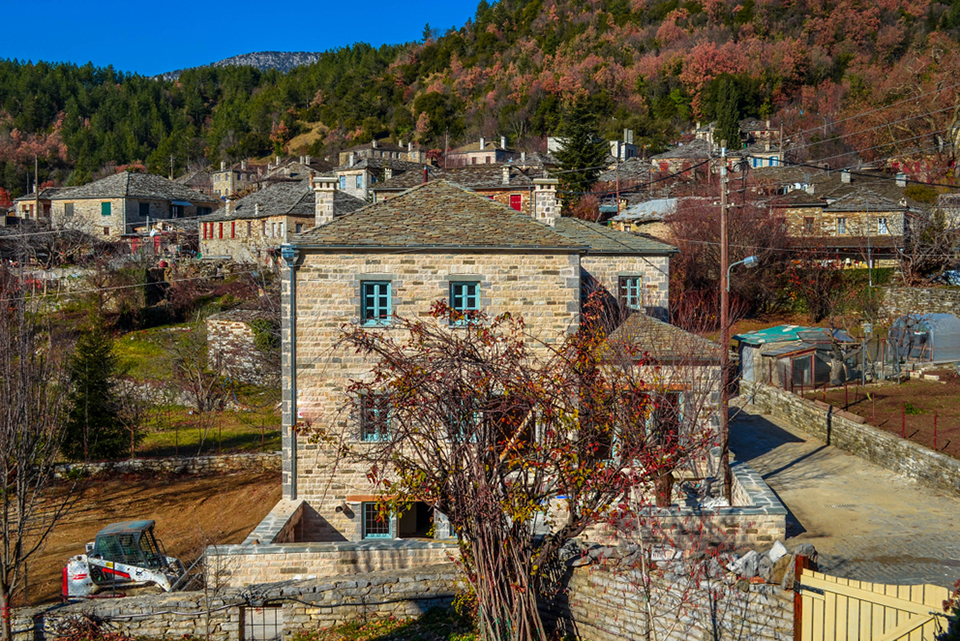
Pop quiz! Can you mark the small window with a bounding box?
[356,175,363,189]
[103,226,110,236]
[837,218,847,235]
[231,221,236,238]
[101,202,112,216]
[219,222,223,239]
[295,223,304,233]
[362,502,391,539]
[878,217,889,235]
[361,281,391,326]
[360,394,390,442]
[619,276,642,311]
[803,217,815,234]
[139,202,150,218]
[450,281,480,323]
[64,202,74,218]
[262,221,267,236]
[247,221,252,236]
[339,176,346,189]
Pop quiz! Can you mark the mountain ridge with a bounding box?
[158,51,324,80]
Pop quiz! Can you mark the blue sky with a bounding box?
[0,0,478,76]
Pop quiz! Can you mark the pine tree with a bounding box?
[63,323,127,461]
[715,76,742,151]
[555,100,609,213]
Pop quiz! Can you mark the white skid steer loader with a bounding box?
[63,520,188,599]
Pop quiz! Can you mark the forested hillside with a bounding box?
[2,0,960,196]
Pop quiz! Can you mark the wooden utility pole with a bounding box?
[719,142,732,504]
[34,156,40,220]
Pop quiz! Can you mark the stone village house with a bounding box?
[271,178,684,546]
[49,172,219,238]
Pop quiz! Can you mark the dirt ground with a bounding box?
[20,469,281,606]
[804,369,960,459]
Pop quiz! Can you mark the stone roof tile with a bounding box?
[50,172,216,204]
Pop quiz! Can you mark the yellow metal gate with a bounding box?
[795,567,951,641]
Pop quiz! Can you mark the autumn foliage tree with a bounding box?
[338,301,713,641]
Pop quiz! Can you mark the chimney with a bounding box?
[220,161,226,171]
[384,166,393,181]
[841,170,851,184]
[254,203,261,216]
[299,155,304,164]
[306,155,312,165]
[501,135,507,150]
[372,139,378,148]
[502,165,510,185]
[766,118,771,129]
[241,160,247,170]
[521,151,526,165]
[313,176,337,226]
[533,179,559,227]
[398,139,403,148]
[806,183,815,195]
[896,172,907,188]
[696,121,701,131]
[225,196,235,215]
[480,136,486,150]
[408,142,413,152]
[765,141,770,152]
[349,152,356,167]
[276,155,281,164]
[423,167,429,184]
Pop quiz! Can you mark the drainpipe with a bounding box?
[280,244,300,500]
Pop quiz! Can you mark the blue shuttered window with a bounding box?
[361,281,391,326]
[449,281,479,323]
[619,276,642,311]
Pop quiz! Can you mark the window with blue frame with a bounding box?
[361,281,391,325]
[360,393,390,442]
[449,281,480,323]
[618,276,642,311]
[339,176,346,189]
[362,502,391,538]
[355,175,363,189]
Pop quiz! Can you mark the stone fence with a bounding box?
[879,286,960,319]
[742,381,960,496]
[14,562,795,641]
[54,452,281,479]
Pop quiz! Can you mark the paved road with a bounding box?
[730,406,960,589]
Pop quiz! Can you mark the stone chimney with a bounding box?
[220,161,226,171]
[502,165,510,185]
[241,160,247,170]
[384,167,393,181]
[896,172,907,188]
[398,139,403,148]
[480,136,486,150]
[313,176,337,226]
[372,139,378,148]
[501,135,507,150]
[349,152,356,167]
[766,119,771,129]
[254,203,261,216]
[805,184,815,195]
[276,155,281,164]
[299,156,304,164]
[533,179,559,227]
[841,170,851,184]
[408,142,413,152]
[225,196,235,215]
[521,151,526,165]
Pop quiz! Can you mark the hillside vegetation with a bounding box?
[2,0,959,195]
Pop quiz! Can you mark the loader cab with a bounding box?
[91,520,169,570]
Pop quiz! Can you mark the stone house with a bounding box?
[446,136,521,166]
[13,187,74,221]
[333,158,427,201]
[198,177,365,263]
[211,160,264,199]
[337,140,426,166]
[206,308,279,386]
[49,172,219,239]
[370,164,545,215]
[275,178,678,544]
[650,139,713,176]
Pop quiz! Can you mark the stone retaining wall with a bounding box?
[54,452,281,479]
[879,286,960,319]
[743,381,960,496]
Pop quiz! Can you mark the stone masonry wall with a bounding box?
[879,286,960,319]
[580,254,670,319]
[743,381,960,496]
[282,249,581,537]
[207,311,278,386]
[53,197,125,237]
[201,214,311,263]
[53,452,280,479]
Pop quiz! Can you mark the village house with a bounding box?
[271,178,678,545]
[198,177,365,263]
[370,164,546,215]
[650,138,713,176]
[211,160,264,199]
[13,186,75,221]
[446,136,521,166]
[174,168,215,198]
[337,139,426,165]
[49,172,219,238]
[333,157,427,201]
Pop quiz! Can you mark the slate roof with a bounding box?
[651,139,713,160]
[372,165,543,193]
[608,313,721,364]
[14,187,75,202]
[824,190,908,213]
[611,198,678,223]
[199,179,365,222]
[341,141,410,153]
[50,172,216,203]
[598,158,651,182]
[553,217,677,255]
[295,180,583,250]
[449,140,515,153]
[335,158,426,172]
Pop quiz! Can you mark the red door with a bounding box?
[510,194,522,211]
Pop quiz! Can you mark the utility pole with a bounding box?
[34,156,40,221]
[719,142,733,504]
[169,155,175,180]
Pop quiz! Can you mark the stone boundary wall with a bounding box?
[54,452,281,479]
[743,381,960,496]
[879,286,960,319]
[544,564,794,641]
[15,563,795,641]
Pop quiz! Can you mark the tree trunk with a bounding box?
[1,582,11,641]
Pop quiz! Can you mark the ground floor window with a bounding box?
[242,605,282,641]
[362,502,391,539]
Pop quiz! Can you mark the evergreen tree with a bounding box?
[63,323,127,461]
[715,76,742,151]
[555,100,609,212]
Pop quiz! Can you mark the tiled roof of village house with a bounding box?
[295,180,584,249]
[199,179,365,222]
[373,165,544,192]
[49,172,217,203]
[341,141,411,153]
[823,190,910,212]
[769,170,925,210]
[607,313,721,364]
[335,158,427,172]
[449,140,516,153]
[552,217,678,255]
[650,139,713,160]
[14,187,76,202]
[598,158,651,182]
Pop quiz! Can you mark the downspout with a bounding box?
[280,244,300,500]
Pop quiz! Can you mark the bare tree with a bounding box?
[0,264,72,641]
[899,207,960,285]
[169,324,230,455]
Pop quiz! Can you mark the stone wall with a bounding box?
[207,309,279,386]
[743,381,960,496]
[53,452,281,479]
[201,214,310,263]
[879,286,960,319]
[580,254,670,319]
